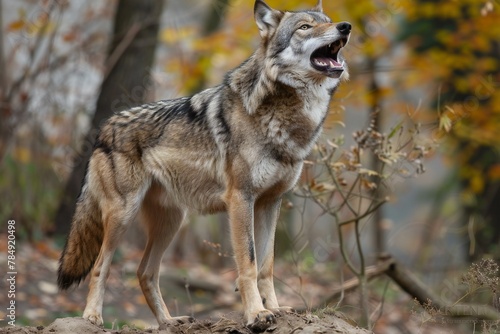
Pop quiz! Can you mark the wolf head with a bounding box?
[229,1,351,114]
[254,0,351,85]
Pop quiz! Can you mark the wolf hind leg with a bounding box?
[83,193,146,325]
[82,151,150,326]
[137,183,192,328]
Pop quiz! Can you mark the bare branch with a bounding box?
[338,199,387,227]
[386,257,500,321]
[301,259,395,312]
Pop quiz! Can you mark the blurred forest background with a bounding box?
[0,0,499,332]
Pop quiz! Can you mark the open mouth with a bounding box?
[310,37,348,75]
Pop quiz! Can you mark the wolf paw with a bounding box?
[172,315,195,324]
[83,312,103,326]
[158,316,195,329]
[271,306,295,316]
[247,309,276,332]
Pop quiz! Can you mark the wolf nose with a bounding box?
[336,22,351,34]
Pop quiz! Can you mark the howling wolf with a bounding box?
[58,0,350,331]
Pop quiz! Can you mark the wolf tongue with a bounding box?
[329,59,342,68]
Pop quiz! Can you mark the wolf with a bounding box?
[57,0,350,330]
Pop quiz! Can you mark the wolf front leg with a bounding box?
[254,198,289,309]
[228,189,276,331]
[254,198,280,310]
[254,196,294,317]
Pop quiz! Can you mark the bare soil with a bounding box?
[2,313,372,334]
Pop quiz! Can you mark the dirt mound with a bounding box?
[2,313,371,334]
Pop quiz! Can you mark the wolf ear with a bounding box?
[312,0,323,12]
[254,0,283,38]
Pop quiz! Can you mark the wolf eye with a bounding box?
[299,24,311,30]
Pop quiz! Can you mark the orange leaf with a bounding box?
[489,164,500,180]
[63,32,77,42]
[7,20,25,31]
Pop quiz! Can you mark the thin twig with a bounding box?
[184,277,194,318]
[337,219,359,276]
[338,199,387,226]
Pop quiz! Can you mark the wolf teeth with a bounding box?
[314,59,327,66]
[313,58,341,69]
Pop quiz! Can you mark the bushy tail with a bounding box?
[58,188,103,290]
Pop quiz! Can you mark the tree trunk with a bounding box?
[53,0,164,235]
[465,147,500,261]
